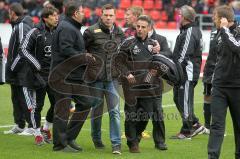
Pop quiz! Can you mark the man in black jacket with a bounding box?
[115,15,166,153]
[170,5,205,139]
[0,37,4,84]
[208,5,240,159]
[36,6,59,144]
[49,1,96,152]
[135,23,172,150]
[15,6,59,145]
[83,4,124,154]
[4,2,33,135]
[202,27,219,135]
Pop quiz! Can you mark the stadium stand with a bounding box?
[0,0,237,29]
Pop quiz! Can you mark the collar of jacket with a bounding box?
[180,22,195,31]
[135,34,148,42]
[10,16,24,28]
[35,20,54,32]
[98,20,116,34]
[229,22,237,31]
[11,15,33,29]
[65,17,83,29]
[149,29,157,39]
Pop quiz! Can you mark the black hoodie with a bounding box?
[5,16,33,85]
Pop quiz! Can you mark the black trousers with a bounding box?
[53,91,94,148]
[10,84,31,129]
[36,85,55,123]
[125,97,165,148]
[208,87,240,159]
[173,80,199,134]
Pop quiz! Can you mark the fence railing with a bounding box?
[197,14,240,30]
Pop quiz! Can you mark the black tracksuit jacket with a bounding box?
[13,20,54,89]
[5,16,33,85]
[213,23,240,87]
[173,22,203,82]
[203,28,219,84]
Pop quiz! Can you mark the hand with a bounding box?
[86,53,96,64]
[149,69,158,76]
[152,40,160,54]
[220,17,229,28]
[127,73,136,84]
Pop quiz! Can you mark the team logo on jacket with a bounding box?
[44,45,52,57]
[148,45,153,52]
[132,45,141,54]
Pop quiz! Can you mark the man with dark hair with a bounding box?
[116,15,166,153]
[4,2,33,135]
[50,0,96,152]
[83,3,124,154]
[37,6,59,143]
[140,21,172,150]
[13,6,59,145]
[170,5,205,139]
[208,5,240,159]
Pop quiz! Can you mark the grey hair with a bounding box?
[180,5,196,22]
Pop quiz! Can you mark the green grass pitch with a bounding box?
[0,82,235,159]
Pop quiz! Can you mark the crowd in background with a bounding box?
[1,0,240,29]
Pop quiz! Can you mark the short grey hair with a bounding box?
[180,5,196,22]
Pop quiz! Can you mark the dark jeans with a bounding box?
[208,87,240,159]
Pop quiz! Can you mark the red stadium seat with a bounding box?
[132,0,143,7]
[116,9,125,20]
[116,20,125,27]
[149,10,161,21]
[155,21,167,29]
[32,16,40,24]
[143,0,154,10]
[160,11,168,21]
[167,21,177,29]
[84,7,92,18]
[95,8,102,16]
[155,0,162,10]
[174,10,179,21]
[119,0,131,9]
